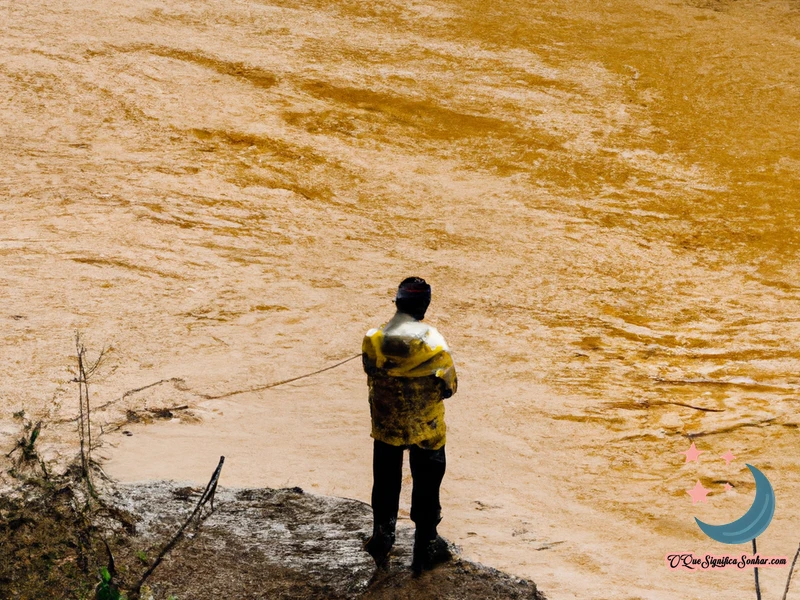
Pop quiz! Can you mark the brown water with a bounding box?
[1,0,799,598]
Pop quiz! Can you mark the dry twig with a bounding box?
[782,543,800,600]
[753,538,761,600]
[129,456,225,599]
[74,332,107,485]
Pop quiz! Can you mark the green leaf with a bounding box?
[29,423,40,447]
[95,581,122,600]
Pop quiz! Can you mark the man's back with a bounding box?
[362,312,457,450]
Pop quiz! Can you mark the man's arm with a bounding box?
[425,326,457,399]
[362,351,380,377]
[362,331,382,376]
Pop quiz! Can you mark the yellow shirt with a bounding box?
[362,314,457,450]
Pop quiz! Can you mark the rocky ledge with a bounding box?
[108,482,546,600]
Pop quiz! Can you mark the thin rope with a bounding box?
[54,354,362,422]
[196,353,361,400]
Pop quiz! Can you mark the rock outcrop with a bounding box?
[109,482,545,600]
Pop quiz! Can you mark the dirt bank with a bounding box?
[0,464,545,600]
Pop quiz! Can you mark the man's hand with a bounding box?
[439,379,453,399]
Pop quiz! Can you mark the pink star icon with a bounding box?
[688,480,710,504]
[681,442,704,463]
[722,451,736,465]
[724,483,733,492]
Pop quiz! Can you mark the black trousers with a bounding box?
[371,439,446,542]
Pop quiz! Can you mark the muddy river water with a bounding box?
[1,0,799,598]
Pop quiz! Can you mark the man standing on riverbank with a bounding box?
[361,277,458,574]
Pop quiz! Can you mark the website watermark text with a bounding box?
[666,553,788,571]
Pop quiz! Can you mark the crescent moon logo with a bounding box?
[694,464,776,545]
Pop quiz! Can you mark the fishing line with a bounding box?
[196,353,362,400]
[54,354,362,423]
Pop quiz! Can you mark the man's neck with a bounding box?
[388,311,420,325]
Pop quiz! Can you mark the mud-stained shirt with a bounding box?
[362,315,457,450]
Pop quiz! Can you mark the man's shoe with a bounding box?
[364,531,395,567]
[426,536,452,566]
[411,535,452,575]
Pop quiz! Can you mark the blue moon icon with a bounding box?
[695,464,775,545]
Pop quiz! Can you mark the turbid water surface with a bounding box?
[1,0,799,598]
